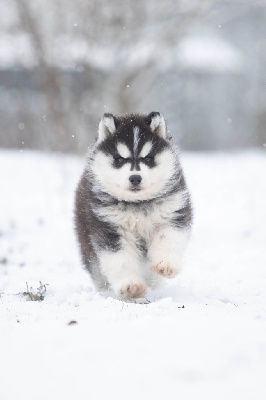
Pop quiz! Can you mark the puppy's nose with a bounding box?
[129,175,142,186]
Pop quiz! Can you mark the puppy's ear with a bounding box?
[97,113,118,143]
[147,112,167,139]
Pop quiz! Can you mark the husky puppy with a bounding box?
[74,112,192,299]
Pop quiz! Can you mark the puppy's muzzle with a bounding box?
[129,175,142,188]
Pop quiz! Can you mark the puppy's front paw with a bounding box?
[151,261,179,279]
[118,280,147,299]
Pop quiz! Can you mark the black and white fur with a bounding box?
[74,112,192,299]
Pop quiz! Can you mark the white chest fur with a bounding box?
[95,191,187,243]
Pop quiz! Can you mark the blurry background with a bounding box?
[0,0,266,153]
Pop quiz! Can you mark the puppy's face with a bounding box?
[90,112,177,202]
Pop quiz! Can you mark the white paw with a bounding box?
[117,280,147,299]
[151,261,179,279]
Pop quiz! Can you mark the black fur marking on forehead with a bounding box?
[98,113,169,157]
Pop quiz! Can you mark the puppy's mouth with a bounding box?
[129,186,142,192]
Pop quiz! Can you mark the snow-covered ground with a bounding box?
[0,149,266,400]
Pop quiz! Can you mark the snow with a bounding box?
[177,35,244,72]
[0,149,266,400]
[0,32,37,69]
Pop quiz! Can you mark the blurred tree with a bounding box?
[0,0,265,152]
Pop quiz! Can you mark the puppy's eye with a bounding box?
[144,156,154,163]
[114,157,124,163]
